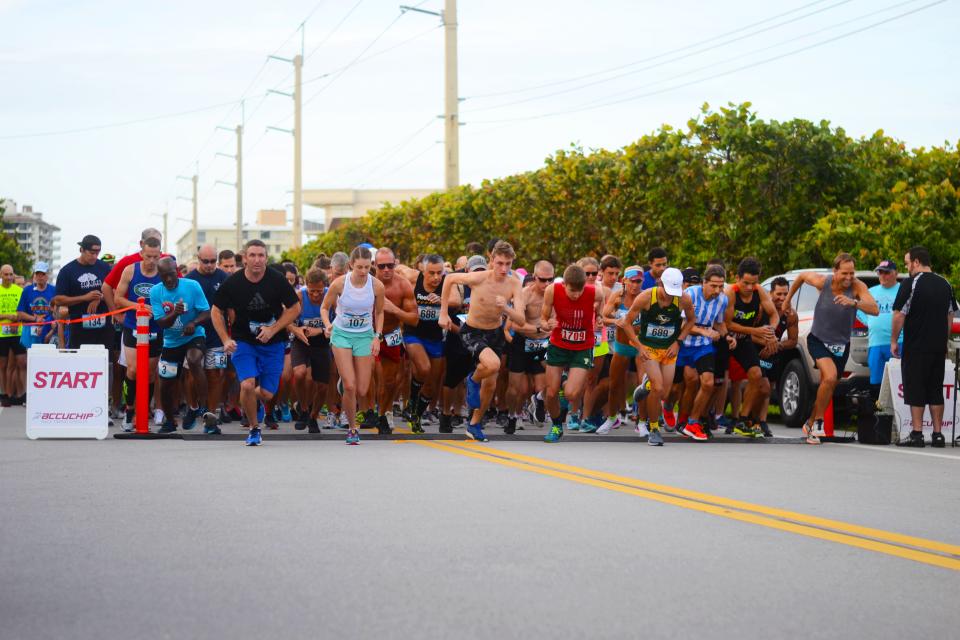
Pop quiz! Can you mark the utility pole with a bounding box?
[267,49,304,249]
[402,2,460,190]
[444,0,459,190]
[162,209,168,253]
[236,124,243,252]
[176,173,198,256]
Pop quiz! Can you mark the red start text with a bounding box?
[33,371,104,389]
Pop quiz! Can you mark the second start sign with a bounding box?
[26,344,109,440]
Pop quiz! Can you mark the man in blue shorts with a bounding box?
[211,240,300,446]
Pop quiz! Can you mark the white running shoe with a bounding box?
[596,416,621,435]
[811,418,826,437]
[153,409,165,425]
[634,420,650,438]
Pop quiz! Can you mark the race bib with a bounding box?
[645,324,675,340]
[343,313,370,330]
[525,337,549,353]
[384,328,403,347]
[30,325,43,337]
[205,348,228,370]
[1,324,17,336]
[606,325,617,343]
[249,319,276,335]
[82,314,106,330]
[418,305,439,322]
[825,342,846,357]
[594,329,604,343]
[759,359,773,370]
[158,360,179,379]
[303,317,323,328]
[561,328,586,343]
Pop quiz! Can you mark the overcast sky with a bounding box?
[2,0,957,262]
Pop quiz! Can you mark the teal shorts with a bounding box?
[330,326,374,357]
[611,340,638,359]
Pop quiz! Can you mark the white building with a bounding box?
[1,199,61,276]
[175,209,325,262]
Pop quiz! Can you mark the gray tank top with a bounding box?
[810,274,857,344]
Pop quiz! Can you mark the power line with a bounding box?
[464,0,839,101]
[462,0,857,115]
[468,0,946,126]
[333,117,438,183]
[304,0,367,62]
[0,99,247,140]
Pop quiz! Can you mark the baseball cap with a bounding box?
[33,261,49,274]
[681,268,701,284]
[875,259,896,272]
[661,267,684,297]
[101,253,116,264]
[78,234,101,250]
[624,266,643,280]
[467,255,487,272]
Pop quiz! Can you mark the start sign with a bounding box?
[26,344,109,440]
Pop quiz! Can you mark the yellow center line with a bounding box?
[413,440,960,572]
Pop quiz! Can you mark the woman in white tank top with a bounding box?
[321,246,385,444]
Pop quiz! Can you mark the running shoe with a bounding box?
[227,406,243,421]
[466,423,489,442]
[153,409,165,426]
[122,410,135,433]
[733,420,756,438]
[218,408,233,424]
[378,415,393,435]
[505,416,517,435]
[634,420,650,438]
[361,411,379,429]
[246,428,262,446]
[802,422,821,445]
[759,421,773,438]
[679,421,708,442]
[544,424,563,443]
[280,404,293,423]
[465,372,481,409]
[294,418,308,431]
[204,424,222,435]
[596,415,622,435]
[717,415,734,434]
[662,402,677,430]
[409,414,425,434]
[182,407,200,431]
[931,432,945,448]
[896,430,924,448]
[422,409,439,425]
[346,428,360,445]
[307,418,321,434]
[265,417,279,430]
[535,398,546,423]
[158,420,177,434]
[565,412,581,432]
[811,418,826,437]
[324,413,337,429]
[647,426,664,446]
[438,413,453,434]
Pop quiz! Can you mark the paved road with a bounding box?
[2,405,958,639]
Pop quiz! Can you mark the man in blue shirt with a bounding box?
[185,244,229,424]
[858,259,903,399]
[150,257,219,434]
[17,262,55,348]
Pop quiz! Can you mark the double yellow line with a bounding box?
[411,439,960,571]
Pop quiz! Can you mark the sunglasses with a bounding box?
[535,276,553,283]
[376,263,396,270]
[199,258,217,265]
[629,278,644,283]
[584,271,598,277]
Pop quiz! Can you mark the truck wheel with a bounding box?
[779,359,811,429]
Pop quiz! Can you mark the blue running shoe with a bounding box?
[465,372,481,410]
[466,423,489,442]
[246,428,262,446]
[280,404,293,423]
[257,401,266,426]
[158,420,178,434]
[565,411,581,432]
[544,424,563,443]
[579,415,602,434]
[204,424,222,435]
[181,407,199,431]
[345,428,360,445]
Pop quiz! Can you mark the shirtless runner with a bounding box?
[374,247,417,434]
[439,241,526,442]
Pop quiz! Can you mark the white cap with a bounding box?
[661,267,684,297]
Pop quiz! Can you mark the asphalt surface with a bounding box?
[2,405,958,640]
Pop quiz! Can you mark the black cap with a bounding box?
[681,268,701,284]
[78,234,102,250]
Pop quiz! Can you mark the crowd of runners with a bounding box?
[4,227,956,448]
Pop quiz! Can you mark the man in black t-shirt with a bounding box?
[892,246,959,448]
[211,240,300,446]
[51,235,113,349]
